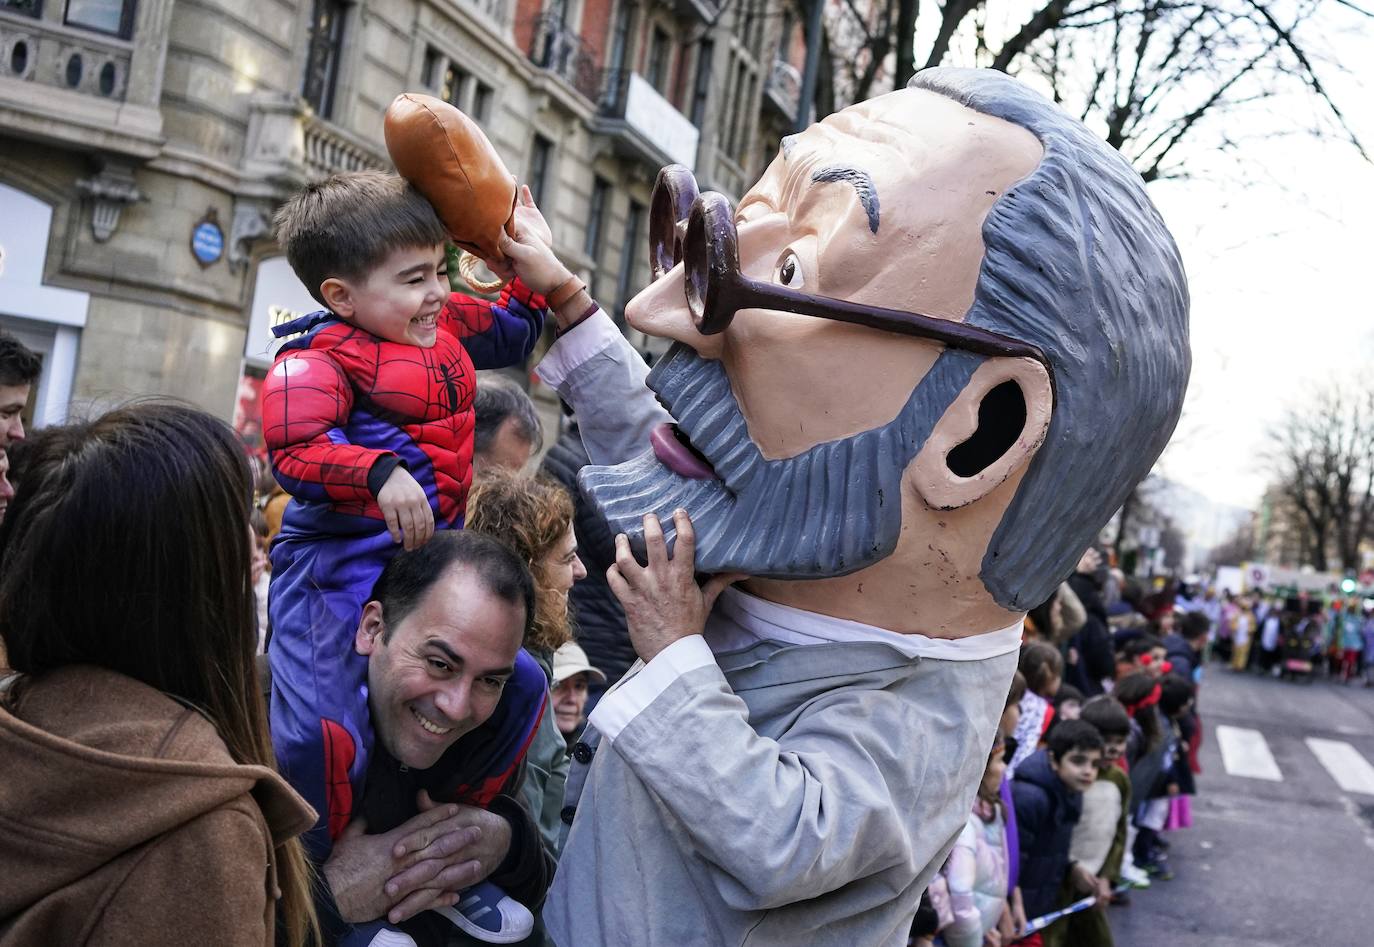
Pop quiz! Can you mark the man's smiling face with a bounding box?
[356,565,525,769]
[586,89,1043,579]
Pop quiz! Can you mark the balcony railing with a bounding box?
[596,68,700,171]
[764,59,801,123]
[529,13,602,102]
[244,92,388,190]
[0,9,161,158]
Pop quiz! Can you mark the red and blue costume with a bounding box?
[264,280,549,860]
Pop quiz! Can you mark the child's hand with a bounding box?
[1167,781,1180,796]
[377,467,434,550]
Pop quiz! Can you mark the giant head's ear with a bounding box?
[909,356,1053,510]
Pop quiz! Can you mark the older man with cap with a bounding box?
[499,67,1190,946]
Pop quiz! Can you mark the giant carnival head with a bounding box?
[581,68,1190,634]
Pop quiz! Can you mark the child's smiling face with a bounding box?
[323,243,449,346]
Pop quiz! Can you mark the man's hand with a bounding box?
[607,510,745,663]
[377,466,434,550]
[323,808,473,925]
[379,792,514,922]
[489,187,574,298]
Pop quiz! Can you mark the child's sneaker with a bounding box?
[1120,862,1151,889]
[434,881,534,944]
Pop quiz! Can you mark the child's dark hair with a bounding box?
[1121,633,1163,662]
[1019,641,1064,696]
[1047,718,1104,762]
[1114,671,1162,750]
[1158,673,1195,716]
[1053,683,1084,712]
[1080,695,1131,739]
[274,170,448,306]
[908,889,940,939]
[1006,669,1027,708]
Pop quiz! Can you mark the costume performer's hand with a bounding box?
[608,509,746,663]
[323,806,478,925]
[377,466,435,550]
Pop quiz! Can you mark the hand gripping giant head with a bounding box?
[581,68,1190,635]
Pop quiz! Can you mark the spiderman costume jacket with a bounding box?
[264,279,548,860]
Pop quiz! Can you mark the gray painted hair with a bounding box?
[908,68,1191,610]
[474,374,544,457]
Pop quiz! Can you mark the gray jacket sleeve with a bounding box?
[607,664,929,911]
[536,311,672,466]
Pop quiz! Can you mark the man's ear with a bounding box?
[320,277,354,318]
[356,601,385,657]
[909,356,1052,511]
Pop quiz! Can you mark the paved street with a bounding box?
[1114,666,1374,946]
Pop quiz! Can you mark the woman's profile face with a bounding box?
[539,522,587,600]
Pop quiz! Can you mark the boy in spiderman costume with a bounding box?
[264,171,572,942]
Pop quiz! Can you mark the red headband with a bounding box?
[1124,684,1162,717]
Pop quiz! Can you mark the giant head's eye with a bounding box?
[775,250,804,289]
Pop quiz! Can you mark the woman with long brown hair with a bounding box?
[466,469,587,860]
[0,403,319,946]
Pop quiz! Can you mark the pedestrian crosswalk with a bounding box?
[1215,724,1374,794]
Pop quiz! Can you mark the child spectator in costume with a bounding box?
[1010,642,1064,774]
[264,171,558,941]
[1011,720,1106,946]
[1056,696,1133,946]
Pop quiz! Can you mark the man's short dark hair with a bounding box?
[0,332,41,388]
[1047,718,1104,762]
[1180,611,1210,641]
[1122,633,1164,661]
[368,531,535,642]
[274,170,447,306]
[474,376,543,457]
[1080,695,1131,739]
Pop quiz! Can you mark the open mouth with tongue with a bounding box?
[650,422,717,480]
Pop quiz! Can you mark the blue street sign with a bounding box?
[192,218,224,266]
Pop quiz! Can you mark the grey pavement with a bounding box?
[1113,665,1374,946]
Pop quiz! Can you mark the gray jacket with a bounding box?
[537,314,1014,945]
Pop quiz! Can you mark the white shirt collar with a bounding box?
[704,588,1023,662]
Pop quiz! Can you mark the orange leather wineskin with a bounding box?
[384,92,517,260]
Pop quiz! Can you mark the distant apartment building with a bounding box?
[0,0,811,439]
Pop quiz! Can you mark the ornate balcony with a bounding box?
[243,92,389,191]
[764,58,802,123]
[595,68,700,172]
[528,13,602,102]
[0,7,163,159]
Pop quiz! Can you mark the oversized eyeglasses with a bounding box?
[649,165,1055,392]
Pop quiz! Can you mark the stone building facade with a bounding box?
[0,0,810,439]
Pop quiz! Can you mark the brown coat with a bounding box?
[0,665,315,945]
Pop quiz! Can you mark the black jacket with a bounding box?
[1162,632,1197,681]
[1065,574,1115,697]
[1012,749,1084,920]
[541,428,636,688]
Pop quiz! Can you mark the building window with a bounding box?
[302,0,347,119]
[64,0,136,39]
[1,1,42,20]
[440,62,467,106]
[615,199,645,323]
[690,40,713,128]
[585,177,610,263]
[472,83,494,123]
[422,47,442,88]
[607,0,635,75]
[528,135,553,206]
[645,26,670,92]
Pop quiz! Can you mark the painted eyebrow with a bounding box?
[809,166,880,234]
[425,638,514,678]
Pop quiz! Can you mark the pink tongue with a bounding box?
[650,423,717,480]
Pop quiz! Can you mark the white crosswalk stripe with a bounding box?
[1215,724,1283,781]
[1305,737,1374,796]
